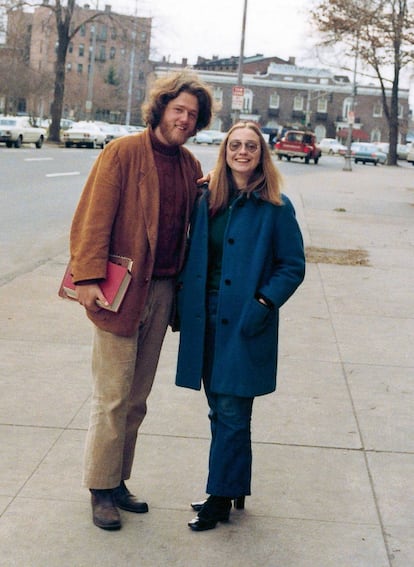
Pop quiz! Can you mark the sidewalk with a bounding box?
[0,162,413,566]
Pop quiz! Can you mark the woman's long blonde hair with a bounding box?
[209,122,283,215]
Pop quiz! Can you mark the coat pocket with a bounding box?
[241,298,272,337]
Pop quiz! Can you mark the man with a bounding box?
[70,71,213,530]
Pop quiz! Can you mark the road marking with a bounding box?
[24,157,54,161]
[46,171,81,177]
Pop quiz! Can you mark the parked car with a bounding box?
[397,144,410,160]
[274,130,322,164]
[374,142,409,160]
[126,125,146,133]
[62,121,106,148]
[194,129,226,145]
[318,138,347,155]
[406,145,414,165]
[0,116,47,148]
[351,143,387,165]
[97,122,129,144]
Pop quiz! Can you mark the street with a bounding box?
[0,140,413,566]
[1,140,412,285]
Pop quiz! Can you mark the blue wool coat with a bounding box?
[175,189,305,398]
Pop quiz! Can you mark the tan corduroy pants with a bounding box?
[83,278,175,489]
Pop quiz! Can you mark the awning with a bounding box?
[338,128,369,141]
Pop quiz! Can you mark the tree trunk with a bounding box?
[49,43,67,143]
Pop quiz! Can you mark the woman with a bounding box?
[175,122,305,531]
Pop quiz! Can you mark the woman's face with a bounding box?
[226,127,261,187]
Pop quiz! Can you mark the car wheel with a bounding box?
[6,141,12,148]
[314,156,319,164]
[35,136,44,149]
[277,154,282,160]
[65,142,72,148]
[328,149,334,155]
[14,136,22,148]
[286,156,291,161]
[374,161,378,166]
[305,156,310,164]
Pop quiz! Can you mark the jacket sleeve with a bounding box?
[70,145,123,283]
[258,196,305,308]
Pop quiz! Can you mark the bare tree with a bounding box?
[45,0,116,142]
[311,0,414,165]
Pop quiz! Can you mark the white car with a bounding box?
[0,116,47,148]
[96,122,129,144]
[62,121,107,148]
[194,130,226,145]
[406,146,414,165]
[318,138,347,155]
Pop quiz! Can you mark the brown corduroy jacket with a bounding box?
[70,128,202,336]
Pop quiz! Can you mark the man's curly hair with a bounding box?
[142,71,213,132]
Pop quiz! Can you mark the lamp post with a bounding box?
[86,22,96,119]
[232,0,248,124]
[126,0,138,126]
[343,34,359,172]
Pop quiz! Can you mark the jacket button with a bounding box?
[221,318,229,325]
[224,279,231,285]
[228,238,235,244]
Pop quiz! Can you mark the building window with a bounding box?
[373,102,382,117]
[398,104,404,118]
[109,46,116,59]
[79,43,84,57]
[80,24,86,37]
[111,27,117,40]
[77,63,83,73]
[269,92,280,109]
[99,25,107,41]
[243,89,253,112]
[67,62,72,71]
[213,87,223,104]
[317,97,327,113]
[342,97,353,120]
[293,95,304,111]
[99,45,106,61]
[140,31,147,42]
[68,42,73,54]
[371,128,381,142]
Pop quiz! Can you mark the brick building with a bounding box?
[155,60,410,143]
[2,3,152,124]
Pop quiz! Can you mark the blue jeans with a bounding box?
[203,292,254,498]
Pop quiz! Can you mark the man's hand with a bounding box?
[75,283,109,312]
[197,169,214,185]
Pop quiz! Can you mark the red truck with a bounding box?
[274,130,322,164]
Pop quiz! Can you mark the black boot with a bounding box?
[90,489,121,530]
[188,495,232,531]
[112,480,149,513]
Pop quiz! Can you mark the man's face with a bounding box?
[154,91,199,147]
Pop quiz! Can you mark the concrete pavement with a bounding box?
[0,161,413,566]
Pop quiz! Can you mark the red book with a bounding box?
[58,255,133,313]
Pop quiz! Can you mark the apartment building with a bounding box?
[155,60,410,143]
[3,3,152,124]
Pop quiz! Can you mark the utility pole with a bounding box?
[343,34,359,172]
[126,0,138,126]
[232,0,248,124]
[86,21,97,120]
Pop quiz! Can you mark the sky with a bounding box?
[108,0,313,66]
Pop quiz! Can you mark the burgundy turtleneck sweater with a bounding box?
[150,128,186,278]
